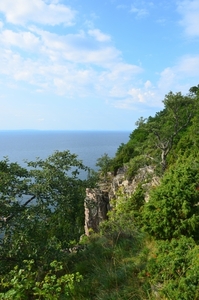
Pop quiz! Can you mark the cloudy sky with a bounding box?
[0,0,199,130]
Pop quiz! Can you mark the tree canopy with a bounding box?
[0,151,94,298]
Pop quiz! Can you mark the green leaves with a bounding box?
[0,259,82,300]
[143,155,199,240]
[0,150,92,295]
[96,153,112,179]
[146,237,199,300]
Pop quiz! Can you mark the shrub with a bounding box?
[143,155,199,240]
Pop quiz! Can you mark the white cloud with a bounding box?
[145,80,152,89]
[0,25,120,67]
[28,27,121,67]
[112,53,199,111]
[1,20,198,112]
[105,63,142,81]
[0,0,76,26]
[130,5,148,17]
[116,5,128,10]
[177,0,199,36]
[0,50,40,83]
[177,55,199,76]
[116,2,151,17]
[158,67,176,92]
[114,98,137,110]
[158,55,199,93]
[2,2,197,115]
[88,29,111,42]
[128,88,147,103]
[113,85,156,110]
[1,30,40,51]
[103,63,143,98]
[0,24,143,99]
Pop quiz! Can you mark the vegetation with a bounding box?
[0,85,199,299]
[0,151,92,299]
[96,153,112,180]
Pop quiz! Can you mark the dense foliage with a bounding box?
[0,151,92,298]
[112,89,198,176]
[0,85,199,299]
[143,155,199,240]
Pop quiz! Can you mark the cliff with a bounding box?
[84,166,160,235]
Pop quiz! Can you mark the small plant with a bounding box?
[0,260,82,300]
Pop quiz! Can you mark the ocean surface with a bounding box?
[0,131,131,171]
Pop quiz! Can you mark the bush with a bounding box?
[146,237,199,300]
[143,155,199,240]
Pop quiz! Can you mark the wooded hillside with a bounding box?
[0,85,199,299]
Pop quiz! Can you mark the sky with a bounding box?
[0,0,199,131]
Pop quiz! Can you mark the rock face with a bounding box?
[84,166,160,236]
[84,188,110,236]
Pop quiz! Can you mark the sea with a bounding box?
[0,130,131,171]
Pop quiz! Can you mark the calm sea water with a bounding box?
[0,131,130,170]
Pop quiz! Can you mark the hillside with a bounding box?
[82,85,199,299]
[0,85,199,299]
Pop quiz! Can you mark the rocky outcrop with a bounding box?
[84,187,110,236]
[84,166,160,235]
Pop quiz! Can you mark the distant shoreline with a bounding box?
[0,129,131,132]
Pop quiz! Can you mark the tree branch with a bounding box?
[0,194,36,223]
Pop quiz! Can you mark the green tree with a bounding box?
[96,153,112,179]
[189,84,199,96]
[147,92,194,172]
[110,124,148,175]
[0,151,94,297]
[143,155,199,240]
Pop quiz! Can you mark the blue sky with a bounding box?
[0,0,199,130]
